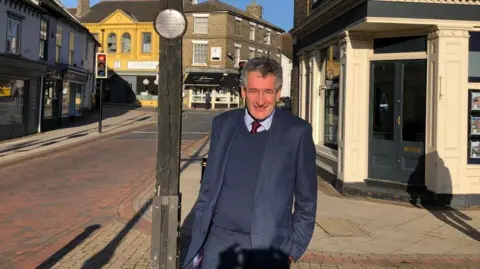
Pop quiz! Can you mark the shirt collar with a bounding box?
[244,108,275,131]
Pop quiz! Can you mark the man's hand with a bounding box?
[288,256,293,266]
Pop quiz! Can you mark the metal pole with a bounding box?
[98,79,103,133]
[151,0,183,268]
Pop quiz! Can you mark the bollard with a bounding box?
[200,157,208,183]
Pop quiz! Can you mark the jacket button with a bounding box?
[202,231,206,236]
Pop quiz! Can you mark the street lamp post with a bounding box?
[98,29,105,133]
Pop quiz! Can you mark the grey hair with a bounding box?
[240,56,283,90]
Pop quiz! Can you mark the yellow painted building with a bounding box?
[69,0,160,106]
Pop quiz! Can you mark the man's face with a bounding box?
[241,71,281,121]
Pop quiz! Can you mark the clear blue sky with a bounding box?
[61,0,294,32]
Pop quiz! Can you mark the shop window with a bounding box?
[6,14,22,55]
[469,32,480,83]
[39,19,48,60]
[323,45,340,150]
[122,33,131,53]
[62,82,70,117]
[108,33,117,53]
[43,80,55,119]
[75,84,83,116]
[194,16,208,34]
[142,33,151,53]
[0,79,25,124]
[193,43,208,65]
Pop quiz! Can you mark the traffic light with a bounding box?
[95,52,108,79]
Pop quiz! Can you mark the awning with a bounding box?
[183,72,224,86]
[220,74,241,88]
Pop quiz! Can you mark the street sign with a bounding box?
[154,9,187,39]
[95,52,108,79]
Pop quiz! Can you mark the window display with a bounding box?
[0,79,25,125]
[468,89,480,164]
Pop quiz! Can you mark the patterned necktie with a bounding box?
[251,121,262,134]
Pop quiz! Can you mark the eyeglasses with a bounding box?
[245,88,276,97]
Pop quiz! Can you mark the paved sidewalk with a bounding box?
[0,106,155,167]
[30,137,480,269]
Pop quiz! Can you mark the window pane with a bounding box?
[235,21,241,35]
[62,82,70,116]
[193,44,207,64]
[56,26,62,46]
[0,79,25,124]
[108,34,117,52]
[122,33,131,53]
[194,17,208,34]
[402,61,426,142]
[372,63,395,140]
[142,33,151,53]
[43,81,55,119]
[469,32,480,82]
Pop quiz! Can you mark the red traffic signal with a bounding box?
[95,53,108,79]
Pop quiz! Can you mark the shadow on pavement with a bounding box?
[408,151,480,242]
[81,199,153,269]
[36,225,101,269]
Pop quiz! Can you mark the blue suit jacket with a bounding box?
[184,108,317,267]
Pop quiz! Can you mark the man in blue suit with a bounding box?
[183,57,317,269]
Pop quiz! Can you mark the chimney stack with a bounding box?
[246,0,262,19]
[184,0,198,8]
[76,0,90,18]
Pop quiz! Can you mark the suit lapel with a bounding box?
[216,112,241,184]
[253,109,285,201]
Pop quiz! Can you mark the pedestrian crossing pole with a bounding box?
[151,1,186,269]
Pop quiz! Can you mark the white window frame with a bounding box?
[234,43,242,66]
[193,14,209,34]
[6,15,22,55]
[235,17,242,36]
[249,47,255,59]
[264,29,271,44]
[192,40,209,66]
[249,22,256,40]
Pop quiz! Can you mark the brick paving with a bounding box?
[0,123,206,269]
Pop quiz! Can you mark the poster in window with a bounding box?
[211,47,221,61]
[470,141,480,159]
[472,92,480,110]
[472,117,480,135]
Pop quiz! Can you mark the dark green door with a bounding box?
[369,60,427,184]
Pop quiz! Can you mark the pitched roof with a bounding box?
[185,0,283,32]
[77,0,160,23]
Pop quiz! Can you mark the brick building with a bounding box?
[291,0,480,207]
[182,0,284,109]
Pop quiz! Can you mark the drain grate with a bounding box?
[317,219,370,237]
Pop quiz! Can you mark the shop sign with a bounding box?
[128,62,158,70]
[65,71,88,82]
[192,75,215,84]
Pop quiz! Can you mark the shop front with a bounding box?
[183,72,241,109]
[293,0,480,206]
[41,66,89,131]
[0,54,46,141]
